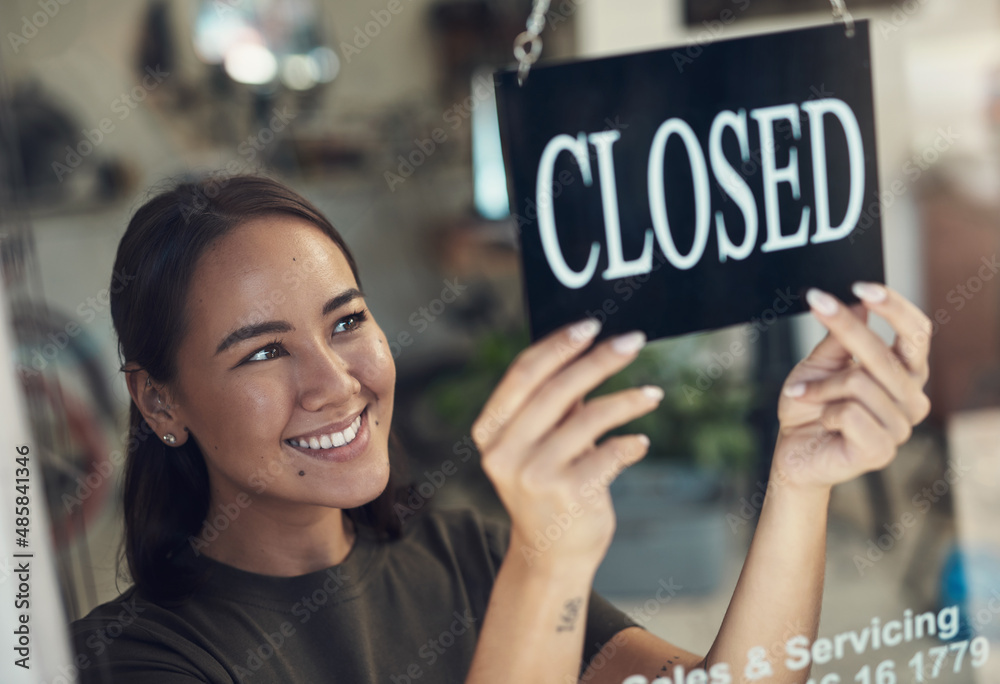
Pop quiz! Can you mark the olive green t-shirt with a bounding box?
[70,508,640,683]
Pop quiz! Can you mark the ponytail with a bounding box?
[121,404,210,601]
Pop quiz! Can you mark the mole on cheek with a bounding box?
[298,470,305,476]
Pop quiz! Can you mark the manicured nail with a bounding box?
[569,318,601,344]
[783,382,806,398]
[637,434,650,448]
[642,385,664,402]
[612,331,646,355]
[852,281,887,304]
[806,288,838,316]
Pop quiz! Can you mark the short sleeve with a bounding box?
[71,609,224,684]
[480,513,644,673]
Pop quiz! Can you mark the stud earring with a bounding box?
[162,433,177,444]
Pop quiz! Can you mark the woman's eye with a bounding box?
[246,343,283,363]
[334,310,367,334]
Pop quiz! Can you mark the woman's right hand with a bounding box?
[471,318,664,576]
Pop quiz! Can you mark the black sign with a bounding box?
[495,21,884,342]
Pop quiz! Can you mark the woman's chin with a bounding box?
[332,457,392,510]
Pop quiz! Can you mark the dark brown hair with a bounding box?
[111,173,406,602]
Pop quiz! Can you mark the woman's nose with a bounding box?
[297,342,362,412]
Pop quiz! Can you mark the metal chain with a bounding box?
[513,0,852,84]
[513,0,551,86]
[830,0,856,38]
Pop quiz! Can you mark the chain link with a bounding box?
[513,0,852,86]
[514,0,551,86]
[830,0,855,38]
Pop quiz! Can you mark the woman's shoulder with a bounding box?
[71,586,177,638]
[70,587,232,683]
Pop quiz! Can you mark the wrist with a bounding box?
[768,470,834,499]
[761,475,832,523]
[506,528,603,582]
[769,435,836,498]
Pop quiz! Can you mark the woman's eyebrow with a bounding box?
[215,321,292,355]
[214,288,365,356]
[322,287,364,316]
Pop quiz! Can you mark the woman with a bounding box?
[71,173,931,683]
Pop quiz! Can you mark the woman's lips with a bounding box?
[284,408,370,463]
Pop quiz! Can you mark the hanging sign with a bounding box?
[495,21,884,342]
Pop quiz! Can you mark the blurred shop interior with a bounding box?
[1,0,999,679]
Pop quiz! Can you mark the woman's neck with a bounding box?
[195,495,357,577]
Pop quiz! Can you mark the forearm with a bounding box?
[702,464,831,683]
[465,537,596,684]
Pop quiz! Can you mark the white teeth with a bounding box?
[290,412,364,450]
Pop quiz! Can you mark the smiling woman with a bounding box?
[104,175,404,600]
[69,172,933,684]
[67,174,643,683]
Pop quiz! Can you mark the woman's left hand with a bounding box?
[772,282,932,491]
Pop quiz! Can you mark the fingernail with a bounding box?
[642,385,664,402]
[637,434,650,448]
[612,331,646,354]
[852,281,887,303]
[569,318,601,344]
[783,382,806,398]
[806,288,838,316]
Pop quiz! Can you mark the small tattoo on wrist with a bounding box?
[557,596,583,632]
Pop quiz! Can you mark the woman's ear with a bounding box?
[124,366,189,447]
